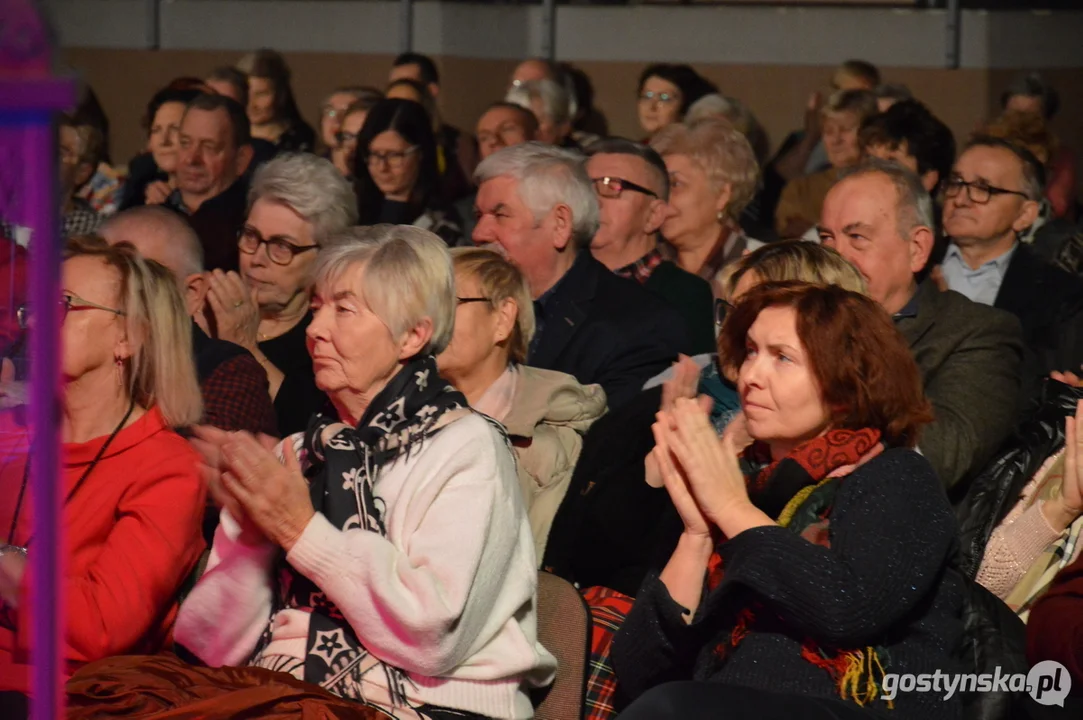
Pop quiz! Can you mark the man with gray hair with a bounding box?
[100,206,278,437]
[473,141,687,409]
[818,158,1024,494]
[505,79,575,149]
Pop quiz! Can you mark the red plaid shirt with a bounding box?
[200,354,279,436]
[582,586,635,720]
[613,247,664,285]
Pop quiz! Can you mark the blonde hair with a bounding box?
[450,247,536,364]
[64,236,203,427]
[717,240,867,301]
[650,116,760,221]
[315,225,456,355]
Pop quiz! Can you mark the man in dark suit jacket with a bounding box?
[585,139,716,355]
[473,142,687,409]
[940,137,1083,401]
[820,159,1023,493]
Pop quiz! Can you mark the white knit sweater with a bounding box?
[174,413,556,719]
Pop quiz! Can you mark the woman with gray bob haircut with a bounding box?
[474,141,599,251]
[203,152,359,435]
[178,224,556,720]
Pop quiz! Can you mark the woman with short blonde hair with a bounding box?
[717,240,867,306]
[650,116,762,296]
[0,236,205,695]
[438,247,606,559]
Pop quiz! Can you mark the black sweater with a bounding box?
[611,448,965,720]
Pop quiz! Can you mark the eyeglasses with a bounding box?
[639,90,678,106]
[714,297,733,331]
[592,176,658,200]
[17,293,126,331]
[456,297,490,306]
[943,177,1030,205]
[238,226,319,266]
[364,146,420,169]
[335,130,359,146]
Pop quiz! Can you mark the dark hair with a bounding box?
[839,59,881,88]
[637,63,717,117]
[72,85,110,164]
[874,82,912,104]
[185,94,252,149]
[584,138,670,200]
[236,49,305,127]
[393,52,440,87]
[143,81,206,136]
[963,135,1046,201]
[207,66,250,109]
[718,281,933,448]
[481,102,540,136]
[1000,72,1060,120]
[387,78,437,121]
[352,99,441,225]
[860,100,956,195]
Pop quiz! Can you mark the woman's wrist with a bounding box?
[677,531,715,561]
[1040,497,1081,533]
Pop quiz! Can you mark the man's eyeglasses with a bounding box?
[639,91,678,106]
[592,177,658,200]
[17,293,126,331]
[238,227,319,266]
[364,146,420,169]
[942,177,1030,205]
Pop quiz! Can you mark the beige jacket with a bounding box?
[500,365,607,562]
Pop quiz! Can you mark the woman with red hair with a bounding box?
[612,282,964,720]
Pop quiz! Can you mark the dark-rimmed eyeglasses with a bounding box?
[714,297,733,331]
[364,146,420,169]
[942,177,1030,205]
[335,130,360,146]
[592,176,658,200]
[17,293,126,331]
[238,226,319,266]
[456,297,490,306]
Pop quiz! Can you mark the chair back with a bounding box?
[532,571,590,720]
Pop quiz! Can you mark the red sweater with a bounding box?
[0,406,205,692]
[1027,549,1083,693]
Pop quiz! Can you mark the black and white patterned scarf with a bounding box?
[252,353,467,710]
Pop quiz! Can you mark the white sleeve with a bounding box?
[173,509,278,667]
[285,423,524,677]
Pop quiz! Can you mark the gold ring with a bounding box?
[233,301,244,308]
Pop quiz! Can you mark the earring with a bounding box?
[115,357,124,387]
[717,210,725,223]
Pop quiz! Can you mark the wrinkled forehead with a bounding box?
[822,174,900,232]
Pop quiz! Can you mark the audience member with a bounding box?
[1000,72,1076,220]
[235,49,316,154]
[585,138,715,355]
[332,95,382,178]
[511,57,561,89]
[100,207,278,437]
[941,137,1083,395]
[437,247,606,559]
[168,94,254,272]
[505,78,576,150]
[316,85,381,157]
[164,225,555,718]
[58,115,104,239]
[473,142,687,409]
[0,237,205,696]
[354,99,463,246]
[118,82,204,212]
[476,102,538,161]
[388,53,479,203]
[685,93,770,168]
[70,84,122,217]
[873,82,913,113]
[562,63,606,147]
[205,66,248,106]
[776,89,877,239]
[613,282,962,720]
[819,159,1024,492]
[650,117,762,296]
[860,99,956,196]
[635,63,716,141]
[206,153,356,436]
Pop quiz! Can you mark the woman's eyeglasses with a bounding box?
[592,176,658,200]
[238,227,319,266]
[364,146,420,169]
[639,91,678,106]
[456,297,490,306]
[714,297,733,332]
[335,130,359,146]
[17,293,126,330]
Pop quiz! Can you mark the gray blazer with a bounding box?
[897,278,1024,493]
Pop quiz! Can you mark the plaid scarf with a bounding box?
[707,428,894,708]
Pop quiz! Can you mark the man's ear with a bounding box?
[1012,199,1041,235]
[428,83,440,100]
[550,203,574,251]
[920,169,939,195]
[185,272,209,317]
[644,198,668,235]
[908,225,935,275]
[236,144,255,177]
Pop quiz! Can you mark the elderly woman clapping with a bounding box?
[173,226,555,720]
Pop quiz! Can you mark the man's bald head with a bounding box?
[99,206,204,281]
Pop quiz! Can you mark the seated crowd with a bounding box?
[1,50,1083,720]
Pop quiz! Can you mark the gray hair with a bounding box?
[314,225,456,355]
[505,78,571,128]
[474,142,599,250]
[840,158,936,239]
[248,153,359,243]
[100,206,204,279]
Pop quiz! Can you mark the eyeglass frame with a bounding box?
[17,293,127,331]
[237,226,320,266]
[942,176,1031,205]
[713,297,734,331]
[335,130,360,146]
[456,296,490,306]
[592,176,659,200]
[363,145,420,169]
[638,90,679,106]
